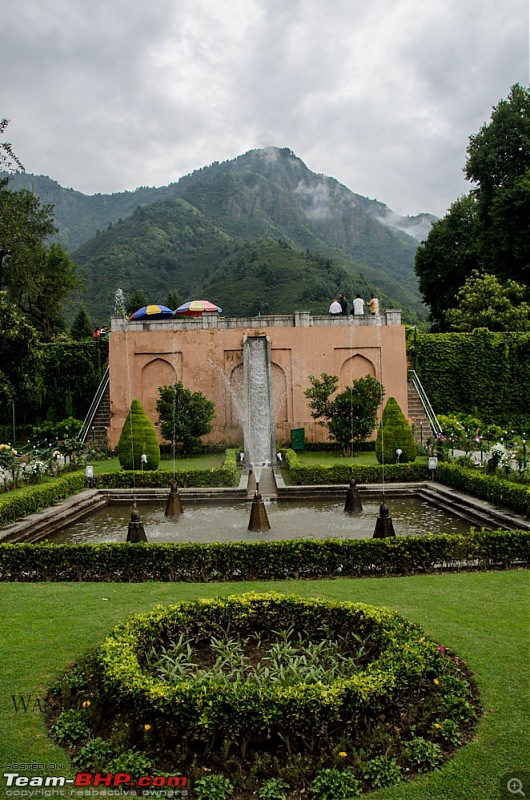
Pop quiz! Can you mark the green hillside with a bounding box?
[5,147,433,322]
[202,239,378,317]
[74,199,232,314]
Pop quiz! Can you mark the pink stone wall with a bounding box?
[108,313,408,448]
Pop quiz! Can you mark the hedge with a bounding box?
[284,449,429,484]
[0,530,527,582]
[0,451,238,527]
[0,473,86,527]
[413,329,530,426]
[436,462,530,517]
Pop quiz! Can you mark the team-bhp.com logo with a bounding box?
[4,771,188,793]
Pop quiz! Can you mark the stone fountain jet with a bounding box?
[344,478,363,514]
[165,480,183,517]
[248,487,271,531]
[126,502,148,542]
[373,501,396,538]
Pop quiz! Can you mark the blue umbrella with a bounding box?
[129,304,174,320]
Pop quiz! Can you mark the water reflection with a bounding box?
[46,497,472,544]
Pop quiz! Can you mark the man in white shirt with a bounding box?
[329,299,342,315]
[352,295,365,315]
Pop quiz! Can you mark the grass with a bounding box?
[296,451,429,466]
[0,570,528,799]
[91,454,224,473]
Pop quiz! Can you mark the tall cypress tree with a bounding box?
[375,397,416,464]
[118,399,160,470]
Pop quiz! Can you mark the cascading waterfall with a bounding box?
[243,336,276,480]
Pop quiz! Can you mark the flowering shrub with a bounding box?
[486,443,512,475]
[0,443,22,489]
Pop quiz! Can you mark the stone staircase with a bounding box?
[84,382,111,446]
[407,380,435,446]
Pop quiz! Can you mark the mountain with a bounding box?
[5,148,436,321]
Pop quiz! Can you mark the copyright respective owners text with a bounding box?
[2,766,188,797]
[501,772,530,799]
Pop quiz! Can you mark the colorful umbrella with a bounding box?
[129,304,174,320]
[175,300,222,316]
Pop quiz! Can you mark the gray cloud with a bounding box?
[2,0,528,216]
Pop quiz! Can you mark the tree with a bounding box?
[117,399,160,470]
[70,306,93,340]
[466,84,530,286]
[414,195,481,330]
[466,84,530,202]
[375,397,416,464]
[126,289,148,317]
[0,182,56,290]
[166,290,180,311]
[415,85,530,327]
[304,373,383,453]
[7,242,80,339]
[0,291,39,411]
[0,118,24,173]
[444,270,530,332]
[156,382,215,452]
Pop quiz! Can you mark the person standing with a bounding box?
[329,298,342,315]
[368,293,379,315]
[351,294,365,316]
[339,294,348,315]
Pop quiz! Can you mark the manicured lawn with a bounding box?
[91,454,224,473]
[295,451,429,466]
[0,570,528,798]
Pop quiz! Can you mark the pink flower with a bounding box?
[439,646,445,653]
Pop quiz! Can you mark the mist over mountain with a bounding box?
[7,147,436,321]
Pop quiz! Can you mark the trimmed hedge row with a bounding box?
[284,449,430,484]
[0,473,86,527]
[0,530,527,582]
[436,462,530,517]
[0,451,238,527]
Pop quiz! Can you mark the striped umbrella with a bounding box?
[129,304,174,320]
[175,300,222,316]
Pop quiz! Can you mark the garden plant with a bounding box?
[117,398,160,471]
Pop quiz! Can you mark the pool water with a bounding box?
[46,496,472,544]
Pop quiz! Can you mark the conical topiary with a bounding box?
[375,397,416,464]
[118,399,160,470]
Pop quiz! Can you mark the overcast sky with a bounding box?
[3,0,528,217]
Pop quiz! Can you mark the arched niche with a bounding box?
[339,353,376,390]
[141,358,177,427]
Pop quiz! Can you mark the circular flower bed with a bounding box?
[47,593,480,796]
